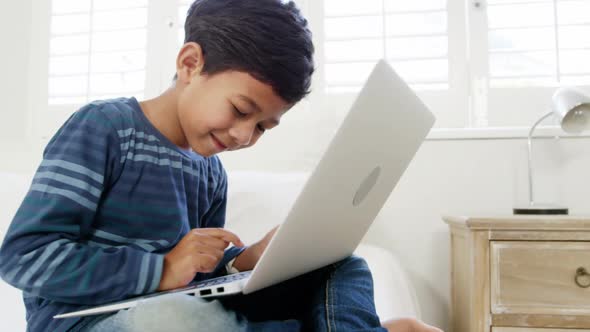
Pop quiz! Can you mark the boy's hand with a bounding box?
[157,228,244,291]
[233,225,279,271]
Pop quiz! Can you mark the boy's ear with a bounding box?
[176,42,205,83]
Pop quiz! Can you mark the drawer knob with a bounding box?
[575,267,590,288]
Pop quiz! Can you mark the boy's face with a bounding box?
[175,44,291,157]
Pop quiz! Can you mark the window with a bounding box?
[317,0,590,130]
[316,0,468,128]
[483,0,590,127]
[488,0,590,87]
[31,0,590,140]
[48,0,148,105]
[323,0,449,92]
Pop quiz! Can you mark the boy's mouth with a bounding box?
[210,134,228,151]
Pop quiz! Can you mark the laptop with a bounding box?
[54,59,435,319]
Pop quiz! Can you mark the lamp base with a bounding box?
[513,203,569,215]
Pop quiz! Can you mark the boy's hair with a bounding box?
[178,0,315,104]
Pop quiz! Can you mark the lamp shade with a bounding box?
[552,87,590,133]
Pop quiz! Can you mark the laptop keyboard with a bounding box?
[195,271,252,288]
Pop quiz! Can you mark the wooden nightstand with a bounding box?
[443,216,590,332]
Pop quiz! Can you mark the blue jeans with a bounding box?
[85,256,387,332]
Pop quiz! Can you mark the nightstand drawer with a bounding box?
[491,241,590,316]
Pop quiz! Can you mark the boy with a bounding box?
[0,0,442,331]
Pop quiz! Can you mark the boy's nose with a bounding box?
[228,123,255,147]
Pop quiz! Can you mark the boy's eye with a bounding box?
[232,105,246,117]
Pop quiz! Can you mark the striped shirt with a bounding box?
[0,97,244,332]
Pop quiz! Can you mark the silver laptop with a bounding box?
[54,59,435,319]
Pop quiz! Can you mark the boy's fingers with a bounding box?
[194,253,220,272]
[194,245,224,260]
[194,236,230,250]
[192,228,244,247]
[265,225,279,239]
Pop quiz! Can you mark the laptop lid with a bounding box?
[243,59,436,294]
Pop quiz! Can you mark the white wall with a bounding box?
[0,1,29,137]
[0,1,33,330]
[3,2,590,331]
[219,119,590,331]
[0,0,36,173]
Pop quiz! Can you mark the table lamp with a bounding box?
[513,87,590,215]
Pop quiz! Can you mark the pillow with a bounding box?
[225,171,309,244]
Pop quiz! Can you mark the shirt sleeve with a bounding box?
[0,104,164,305]
[225,257,240,274]
[200,167,246,279]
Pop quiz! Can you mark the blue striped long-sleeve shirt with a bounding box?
[0,97,245,332]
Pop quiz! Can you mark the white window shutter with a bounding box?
[48,0,149,105]
[487,0,590,87]
[483,0,590,127]
[323,0,449,93]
